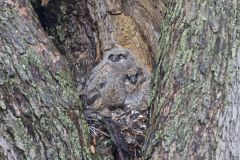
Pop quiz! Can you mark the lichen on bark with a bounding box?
[144,0,240,159]
[0,0,93,159]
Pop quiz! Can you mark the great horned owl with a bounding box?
[86,73,126,111]
[123,67,150,110]
[91,47,136,73]
[82,47,150,158]
[83,47,137,114]
[123,67,146,89]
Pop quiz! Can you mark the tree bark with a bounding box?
[0,0,93,159]
[1,0,240,160]
[144,0,240,160]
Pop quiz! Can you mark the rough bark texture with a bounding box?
[0,0,158,159]
[0,0,93,159]
[144,0,240,160]
[31,0,97,89]
[1,0,240,159]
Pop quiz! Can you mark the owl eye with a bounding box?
[130,75,138,84]
[108,54,114,61]
[118,54,126,60]
[136,68,143,76]
[123,74,130,82]
[99,81,107,89]
[136,72,141,78]
[124,74,138,85]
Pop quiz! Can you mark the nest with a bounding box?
[85,108,148,159]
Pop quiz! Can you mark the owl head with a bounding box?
[123,67,146,86]
[103,48,136,70]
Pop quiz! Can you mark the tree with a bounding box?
[0,0,239,160]
[144,0,240,159]
[0,0,91,159]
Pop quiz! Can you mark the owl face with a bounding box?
[108,52,127,62]
[90,48,136,76]
[123,67,146,86]
[104,48,136,70]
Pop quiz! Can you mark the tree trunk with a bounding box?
[144,0,240,160]
[1,0,240,160]
[0,0,92,159]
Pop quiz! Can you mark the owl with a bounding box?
[123,67,150,110]
[83,47,137,114]
[123,67,146,90]
[91,47,136,73]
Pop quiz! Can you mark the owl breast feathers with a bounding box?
[83,47,150,115]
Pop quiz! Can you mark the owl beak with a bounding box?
[130,77,137,84]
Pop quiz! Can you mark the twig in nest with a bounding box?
[89,126,110,137]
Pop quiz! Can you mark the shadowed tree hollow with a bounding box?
[0,0,240,160]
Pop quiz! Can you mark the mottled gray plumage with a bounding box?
[91,47,136,73]
[83,47,150,115]
[123,67,150,110]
